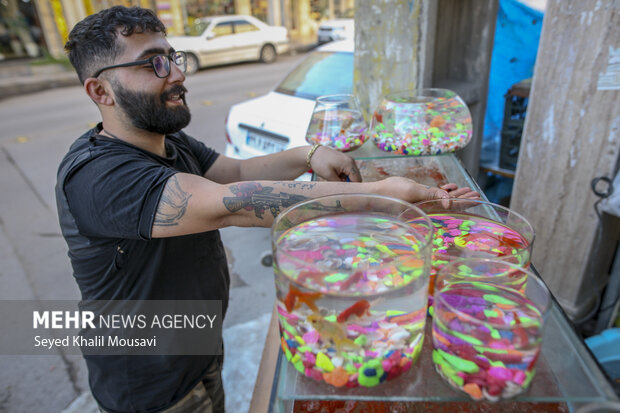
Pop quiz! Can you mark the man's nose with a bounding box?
[168,61,186,83]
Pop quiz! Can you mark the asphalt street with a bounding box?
[0,52,306,413]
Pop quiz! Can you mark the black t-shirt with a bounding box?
[55,125,230,412]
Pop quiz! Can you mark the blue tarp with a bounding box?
[481,0,544,164]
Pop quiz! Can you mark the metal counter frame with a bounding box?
[248,145,620,413]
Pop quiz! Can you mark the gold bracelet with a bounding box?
[306,144,321,170]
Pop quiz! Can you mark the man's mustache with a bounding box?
[161,85,188,102]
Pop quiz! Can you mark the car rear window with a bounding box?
[275,52,353,100]
[213,22,233,37]
[233,20,259,33]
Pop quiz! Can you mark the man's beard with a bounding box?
[112,81,191,135]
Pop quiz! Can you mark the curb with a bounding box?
[0,71,80,101]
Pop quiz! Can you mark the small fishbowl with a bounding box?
[410,198,535,299]
[432,270,551,401]
[271,194,433,388]
[370,89,472,155]
[305,94,368,152]
[435,257,532,294]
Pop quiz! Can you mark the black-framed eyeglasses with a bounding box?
[93,51,187,78]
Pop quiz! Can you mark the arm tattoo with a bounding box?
[223,182,347,219]
[223,182,308,219]
[273,182,317,190]
[154,175,192,226]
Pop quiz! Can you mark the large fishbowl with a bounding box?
[271,194,433,388]
[370,89,472,155]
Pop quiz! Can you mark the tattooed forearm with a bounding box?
[154,175,192,226]
[273,182,317,190]
[223,182,308,219]
[223,182,347,219]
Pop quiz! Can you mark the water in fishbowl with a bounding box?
[273,213,430,387]
[305,108,367,152]
[371,90,473,155]
[409,212,531,297]
[432,281,545,401]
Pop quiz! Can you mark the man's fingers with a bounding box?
[425,187,449,202]
[445,187,472,197]
[440,183,458,191]
[319,169,341,182]
[343,163,362,182]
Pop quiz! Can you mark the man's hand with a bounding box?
[439,183,481,199]
[373,176,480,204]
[310,146,363,182]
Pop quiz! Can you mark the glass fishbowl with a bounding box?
[435,257,533,295]
[410,198,535,300]
[272,194,433,388]
[432,270,551,401]
[305,94,368,152]
[370,89,472,155]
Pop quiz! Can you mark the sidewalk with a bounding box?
[0,60,80,100]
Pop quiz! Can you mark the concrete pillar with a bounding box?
[267,0,282,26]
[293,0,311,42]
[511,0,620,320]
[354,0,436,119]
[60,0,86,31]
[34,0,65,58]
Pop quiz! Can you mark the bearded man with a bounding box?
[56,6,478,413]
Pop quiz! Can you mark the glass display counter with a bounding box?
[249,143,620,413]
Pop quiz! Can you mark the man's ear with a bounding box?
[84,78,114,106]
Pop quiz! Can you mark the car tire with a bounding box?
[185,53,199,75]
[260,44,276,63]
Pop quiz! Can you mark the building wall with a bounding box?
[3,0,341,60]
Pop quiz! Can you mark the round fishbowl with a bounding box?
[305,94,368,152]
[271,194,433,388]
[370,89,472,155]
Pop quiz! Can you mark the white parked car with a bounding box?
[224,41,354,160]
[168,15,290,74]
[317,19,354,43]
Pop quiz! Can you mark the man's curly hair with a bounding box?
[65,6,166,84]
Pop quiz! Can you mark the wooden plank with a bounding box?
[511,0,620,317]
[248,305,280,413]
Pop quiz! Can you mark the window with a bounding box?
[212,22,233,37]
[233,20,259,33]
[276,52,354,100]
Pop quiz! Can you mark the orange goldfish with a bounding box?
[284,284,322,313]
[337,299,371,323]
[306,314,359,350]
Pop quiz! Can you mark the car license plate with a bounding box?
[246,131,287,154]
